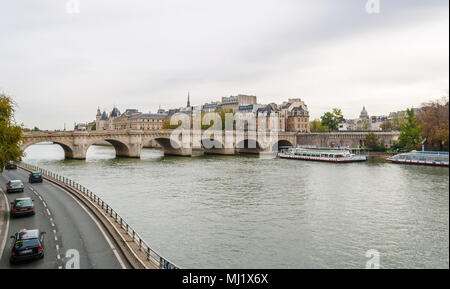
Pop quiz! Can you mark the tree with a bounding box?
[417,96,449,151]
[0,94,23,172]
[391,112,407,131]
[396,108,422,151]
[310,119,329,132]
[320,108,344,131]
[363,133,384,151]
[356,119,369,130]
[380,120,393,131]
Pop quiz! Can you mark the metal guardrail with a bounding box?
[19,162,179,269]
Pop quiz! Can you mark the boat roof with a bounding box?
[291,148,350,154]
[412,151,449,155]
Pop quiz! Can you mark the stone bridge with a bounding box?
[21,130,298,159]
[21,130,399,159]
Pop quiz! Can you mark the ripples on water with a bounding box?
[21,143,449,268]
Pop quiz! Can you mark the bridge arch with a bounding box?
[153,137,191,156]
[103,138,135,158]
[272,139,294,152]
[21,140,77,159]
[236,139,262,154]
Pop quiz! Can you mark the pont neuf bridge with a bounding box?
[21,130,400,159]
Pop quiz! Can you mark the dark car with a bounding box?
[6,180,24,193]
[5,161,17,170]
[29,172,43,183]
[10,198,35,218]
[10,229,45,264]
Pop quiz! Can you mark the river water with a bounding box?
[20,143,449,268]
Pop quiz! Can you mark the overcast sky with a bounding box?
[0,0,448,130]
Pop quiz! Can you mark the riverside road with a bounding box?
[0,167,128,269]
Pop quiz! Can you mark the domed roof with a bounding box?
[360,106,369,119]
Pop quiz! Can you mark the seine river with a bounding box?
[21,143,449,269]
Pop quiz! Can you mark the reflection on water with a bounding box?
[21,143,449,268]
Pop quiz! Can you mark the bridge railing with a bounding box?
[19,162,180,269]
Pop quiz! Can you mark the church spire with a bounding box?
[187,91,191,107]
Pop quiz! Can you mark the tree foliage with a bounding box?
[390,113,407,131]
[0,94,23,171]
[310,119,329,132]
[380,120,393,131]
[320,108,344,131]
[363,133,384,151]
[417,96,449,151]
[396,108,422,151]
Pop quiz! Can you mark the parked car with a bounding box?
[6,180,24,193]
[10,198,35,218]
[5,161,17,170]
[10,229,45,264]
[29,172,43,183]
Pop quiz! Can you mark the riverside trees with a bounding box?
[0,94,23,172]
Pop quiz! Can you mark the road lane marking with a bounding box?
[39,196,43,201]
[46,208,51,216]
[57,254,61,260]
[56,244,60,251]
[58,266,62,269]
[55,235,58,241]
[53,184,127,269]
[43,201,47,208]
[53,229,57,234]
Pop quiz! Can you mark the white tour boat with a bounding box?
[387,151,449,167]
[278,147,368,163]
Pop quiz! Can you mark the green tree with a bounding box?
[310,119,329,132]
[363,133,384,151]
[396,108,422,151]
[0,94,23,172]
[320,108,344,131]
[391,113,407,131]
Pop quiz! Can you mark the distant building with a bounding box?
[359,106,369,120]
[93,106,168,131]
[221,94,257,112]
[280,98,310,133]
[74,123,88,131]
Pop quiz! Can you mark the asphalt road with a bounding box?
[0,168,128,269]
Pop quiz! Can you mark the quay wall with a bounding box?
[296,132,400,149]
